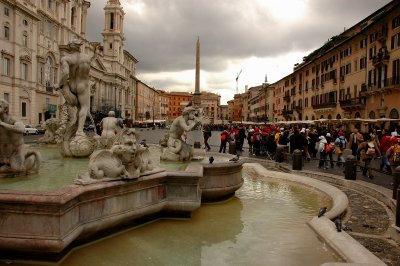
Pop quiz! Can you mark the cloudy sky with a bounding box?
[86,0,391,104]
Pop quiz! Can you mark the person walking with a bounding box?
[334,131,347,167]
[219,126,229,153]
[379,129,393,173]
[348,128,364,160]
[318,135,328,170]
[386,137,400,173]
[357,134,381,179]
[203,124,212,151]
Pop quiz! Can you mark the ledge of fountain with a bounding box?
[0,159,244,257]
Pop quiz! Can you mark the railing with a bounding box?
[339,97,366,108]
[368,77,400,90]
[372,52,390,65]
[311,102,337,109]
[45,86,54,93]
[282,109,293,115]
[283,95,291,102]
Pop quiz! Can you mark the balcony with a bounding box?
[283,94,291,102]
[294,105,302,112]
[339,97,366,110]
[311,101,337,110]
[372,51,390,66]
[281,109,293,116]
[377,30,388,43]
[365,77,400,95]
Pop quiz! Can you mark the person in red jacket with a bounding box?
[379,129,393,173]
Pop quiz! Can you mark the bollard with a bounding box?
[229,141,236,155]
[344,155,357,180]
[393,166,400,200]
[397,189,400,227]
[275,146,284,163]
[292,149,302,170]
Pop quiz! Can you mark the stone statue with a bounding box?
[75,128,161,185]
[55,38,97,157]
[0,99,41,175]
[98,110,123,149]
[160,106,201,161]
[37,118,61,144]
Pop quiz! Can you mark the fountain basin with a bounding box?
[0,160,243,255]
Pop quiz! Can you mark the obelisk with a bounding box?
[193,36,201,106]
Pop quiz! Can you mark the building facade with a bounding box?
[0,0,90,125]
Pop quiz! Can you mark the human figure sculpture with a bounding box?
[160,106,202,161]
[0,99,40,174]
[99,111,123,148]
[57,38,91,137]
[55,39,97,157]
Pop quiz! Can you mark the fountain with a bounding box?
[0,40,386,265]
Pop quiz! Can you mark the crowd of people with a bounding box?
[212,123,400,179]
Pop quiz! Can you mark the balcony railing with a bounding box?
[283,94,291,102]
[339,97,366,109]
[311,101,337,109]
[281,109,293,116]
[367,76,400,90]
[372,52,390,66]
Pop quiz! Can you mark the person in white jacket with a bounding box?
[318,135,328,169]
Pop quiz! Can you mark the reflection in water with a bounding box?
[55,169,339,266]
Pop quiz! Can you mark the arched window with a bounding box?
[336,114,341,119]
[320,115,324,119]
[305,116,309,120]
[390,108,399,119]
[328,114,332,119]
[312,115,315,120]
[369,111,376,119]
[355,112,361,118]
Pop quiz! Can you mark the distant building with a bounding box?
[167,91,192,121]
[199,91,220,123]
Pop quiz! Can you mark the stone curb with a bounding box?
[246,163,385,265]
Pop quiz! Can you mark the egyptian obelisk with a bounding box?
[193,36,201,106]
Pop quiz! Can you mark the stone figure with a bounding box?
[160,106,202,161]
[0,99,41,175]
[99,110,123,148]
[55,38,97,157]
[37,118,62,144]
[75,128,162,185]
[87,145,132,180]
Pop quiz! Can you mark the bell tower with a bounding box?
[102,0,125,63]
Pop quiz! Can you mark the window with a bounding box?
[21,63,28,80]
[360,38,367,48]
[4,93,9,102]
[393,59,400,83]
[369,46,376,59]
[360,57,367,69]
[4,26,9,40]
[21,102,27,117]
[109,43,112,49]
[4,7,9,16]
[23,19,28,26]
[391,32,400,49]
[71,7,76,26]
[392,15,400,29]
[48,0,53,9]
[110,13,114,30]
[3,58,10,76]
[370,32,377,43]
[22,34,28,47]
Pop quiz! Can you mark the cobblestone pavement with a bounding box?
[26,128,400,264]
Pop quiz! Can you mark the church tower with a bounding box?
[102,0,125,64]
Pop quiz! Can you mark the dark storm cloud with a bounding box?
[87,0,391,74]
